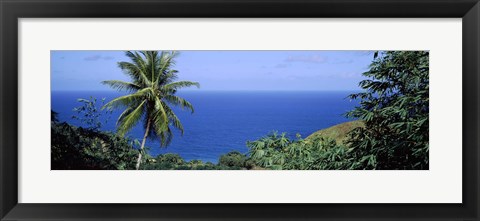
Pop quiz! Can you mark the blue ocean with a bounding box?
[51,91,359,163]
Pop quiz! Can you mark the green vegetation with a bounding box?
[247,132,352,170]
[102,51,199,170]
[52,110,354,170]
[218,151,250,169]
[72,96,112,131]
[51,112,139,170]
[52,111,247,170]
[141,154,243,170]
[245,51,429,170]
[345,51,429,169]
[306,120,364,144]
[51,51,429,170]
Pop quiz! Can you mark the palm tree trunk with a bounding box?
[135,118,151,170]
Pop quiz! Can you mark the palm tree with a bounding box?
[102,51,199,170]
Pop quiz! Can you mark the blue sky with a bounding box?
[51,50,375,91]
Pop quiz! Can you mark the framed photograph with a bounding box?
[1,0,479,220]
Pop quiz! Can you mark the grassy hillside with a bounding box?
[306,120,364,144]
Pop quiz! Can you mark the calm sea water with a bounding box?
[51,91,359,163]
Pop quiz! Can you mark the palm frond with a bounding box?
[117,100,146,136]
[116,106,134,126]
[164,94,195,113]
[154,51,178,84]
[102,88,150,110]
[125,51,148,72]
[101,80,140,92]
[151,96,169,132]
[164,81,200,91]
[140,51,158,84]
[159,127,173,147]
[118,61,150,86]
[151,106,174,147]
[163,104,184,134]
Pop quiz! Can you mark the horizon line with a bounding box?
[51,89,363,92]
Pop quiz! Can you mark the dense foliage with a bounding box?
[247,132,353,170]
[141,154,242,170]
[218,151,255,169]
[52,111,250,170]
[245,51,429,170]
[51,112,139,170]
[345,51,429,169]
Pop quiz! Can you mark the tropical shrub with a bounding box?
[72,96,111,131]
[345,51,429,170]
[301,137,354,170]
[53,113,250,170]
[218,151,247,169]
[51,118,139,170]
[246,132,351,170]
[247,132,292,169]
[141,154,242,170]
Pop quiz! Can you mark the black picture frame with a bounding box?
[1,0,479,220]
